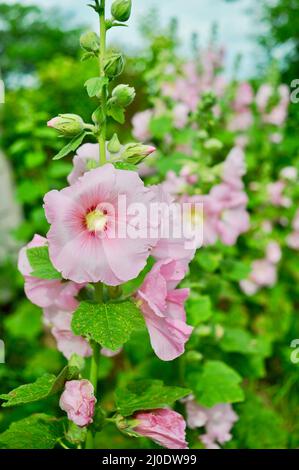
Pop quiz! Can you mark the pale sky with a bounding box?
[6,0,269,77]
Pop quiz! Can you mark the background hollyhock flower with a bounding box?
[228,109,253,132]
[280,166,298,181]
[208,184,250,245]
[59,380,96,427]
[44,164,159,285]
[233,82,254,112]
[133,408,188,449]
[184,396,238,449]
[18,234,83,310]
[136,259,192,361]
[221,146,246,190]
[240,259,277,295]
[132,109,153,141]
[44,307,92,359]
[173,103,189,128]
[267,181,291,207]
[286,209,299,249]
[266,241,281,264]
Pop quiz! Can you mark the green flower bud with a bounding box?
[107,133,121,153]
[121,143,156,164]
[47,114,84,137]
[80,31,100,53]
[112,84,135,107]
[184,351,203,363]
[104,53,125,78]
[111,0,132,22]
[203,138,223,152]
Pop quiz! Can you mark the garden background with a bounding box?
[0,0,299,449]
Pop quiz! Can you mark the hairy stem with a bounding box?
[99,0,107,165]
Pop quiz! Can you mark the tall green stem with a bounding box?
[99,0,107,165]
[85,282,103,449]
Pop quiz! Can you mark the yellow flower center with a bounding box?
[86,209,107,232]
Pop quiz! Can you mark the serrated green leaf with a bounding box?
[186,360,244,407]
[0,414,66,449]
[196,250,222,272]
[53,131,87,160]
[107,104,125,124]
[84,77,108,97]
[115,380,191,417]
[72,301,145,351]
[0,366,79,407]
[27,246,61,280]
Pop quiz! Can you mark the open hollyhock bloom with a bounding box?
[18,234,83,309]
[136,259,192,361]
[133,408,188,449]
[221,146,246,190]
[240,258,278,296]
[44,163,161,285]
[44,306,92,359]
[59,380,96,427]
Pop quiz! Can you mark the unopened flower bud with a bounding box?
[112,84,135,107]
[121,143,156,164]
[80,31,100,53]
[107,133,121,153]
[47,114,84,137]
[111,0,132,22]
[104,53,125,78]
[204,138,223,152]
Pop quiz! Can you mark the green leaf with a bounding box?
[27,246,61,280]
[72,300,145,351]
[4,301,42,340]
[0,366,79,407]
[0,414,66,449]
[220,327,259,355]
[149,116,172,139]
[113,162,137,171]
[196,250,222,273]
[221,260,251,281]
[186,295,212,326]
[186,360,244,407]
[84,77,108,97]
[107,103,125,124]
[115,380,191,417]
[53,131,87,160]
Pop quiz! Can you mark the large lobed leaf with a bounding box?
[0,366,79,407]
[115,380,191,417]
[71,300,145,351]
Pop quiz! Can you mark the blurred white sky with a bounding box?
[7,0,268,77]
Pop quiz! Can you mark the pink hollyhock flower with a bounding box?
[266,241,281,264]
[59,380,96,427]
[136,259,192,361]
[68,143,99,185]
[280,166,298,181]
[287,232,299,250]
[162,171,187,197]
[173,103,189,128]
[18,234,83,309]
[270,132,283,144]
[133,409,188,449]
[208,184,250,245]
[228,109,253,132]
[151,187,197,261]
[267,181,291,207]
[240,259,277,295]
[132,109,153,142]
[44,307,92,359]
[44,164,159,285]
[222,146,246,190]
[233,82,254,112]
[256,84,273,112]
[183,396,238,449]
